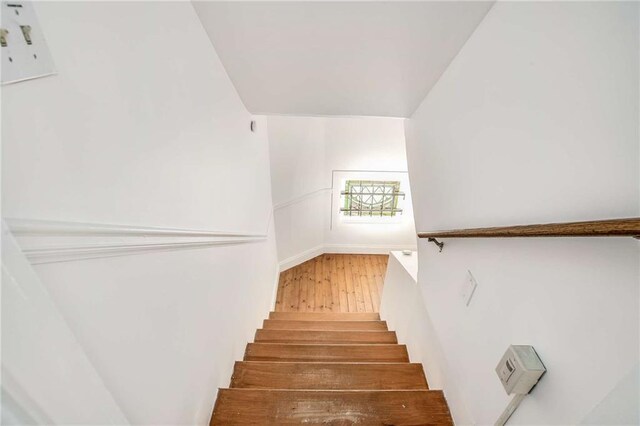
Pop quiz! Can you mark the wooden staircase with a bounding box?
[210,311,454,425]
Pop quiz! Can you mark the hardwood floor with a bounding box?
[274,254,389,313]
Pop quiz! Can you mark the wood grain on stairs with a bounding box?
[211,311,452,425]
[262,319,388,330]
[269,311,380,321]
[211,389,453,425]
[231,361,429,390]
[244,343,410,363]
[254,329,398,344]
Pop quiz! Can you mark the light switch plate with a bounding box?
[462,270,478,306]
[1,1,56,84]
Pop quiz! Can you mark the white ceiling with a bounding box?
[193,1,494,118]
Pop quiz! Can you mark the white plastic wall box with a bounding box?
[496,345,546,395]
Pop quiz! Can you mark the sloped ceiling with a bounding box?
[193,1,494,117]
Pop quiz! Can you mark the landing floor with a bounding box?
[275,254,388,313]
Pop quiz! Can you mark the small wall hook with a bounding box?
[428,237,444,252]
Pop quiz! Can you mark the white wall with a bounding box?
[2,2,278,424]
[269,117,328,267]
[581,364,639,425]
[405,2,639,425]
[268,116,417,269]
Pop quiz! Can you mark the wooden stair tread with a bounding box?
[255,329,397,344]
[269,312,380,321]
[244,343,410,362]
[263,319,388,331]
[231,362,428,390]
[211,389,453,425]
[210,299,453,423]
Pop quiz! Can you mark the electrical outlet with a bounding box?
[462,270,478,306]
[1,1,55,84]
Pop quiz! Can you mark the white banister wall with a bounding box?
[1,2,278,424]
[379,251,472,424]
[2,222,128,425]
[405,2,639,424]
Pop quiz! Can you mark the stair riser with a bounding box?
[255,330,397,344]
[269,312,380,321]
[244,343,410,363]
[263,320,388,331]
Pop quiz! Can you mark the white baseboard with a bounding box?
[278,244,325,271]
[278,244,417,271]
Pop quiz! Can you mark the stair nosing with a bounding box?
[235,361,421,364]
[256,329,395,333]
[263,320,387,323]
[246,342,406,346]
[248,343,403,346]
[217,388,443,394]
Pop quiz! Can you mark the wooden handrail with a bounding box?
[418,218,640,239]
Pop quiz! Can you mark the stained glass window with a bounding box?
[341,180,404,217]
